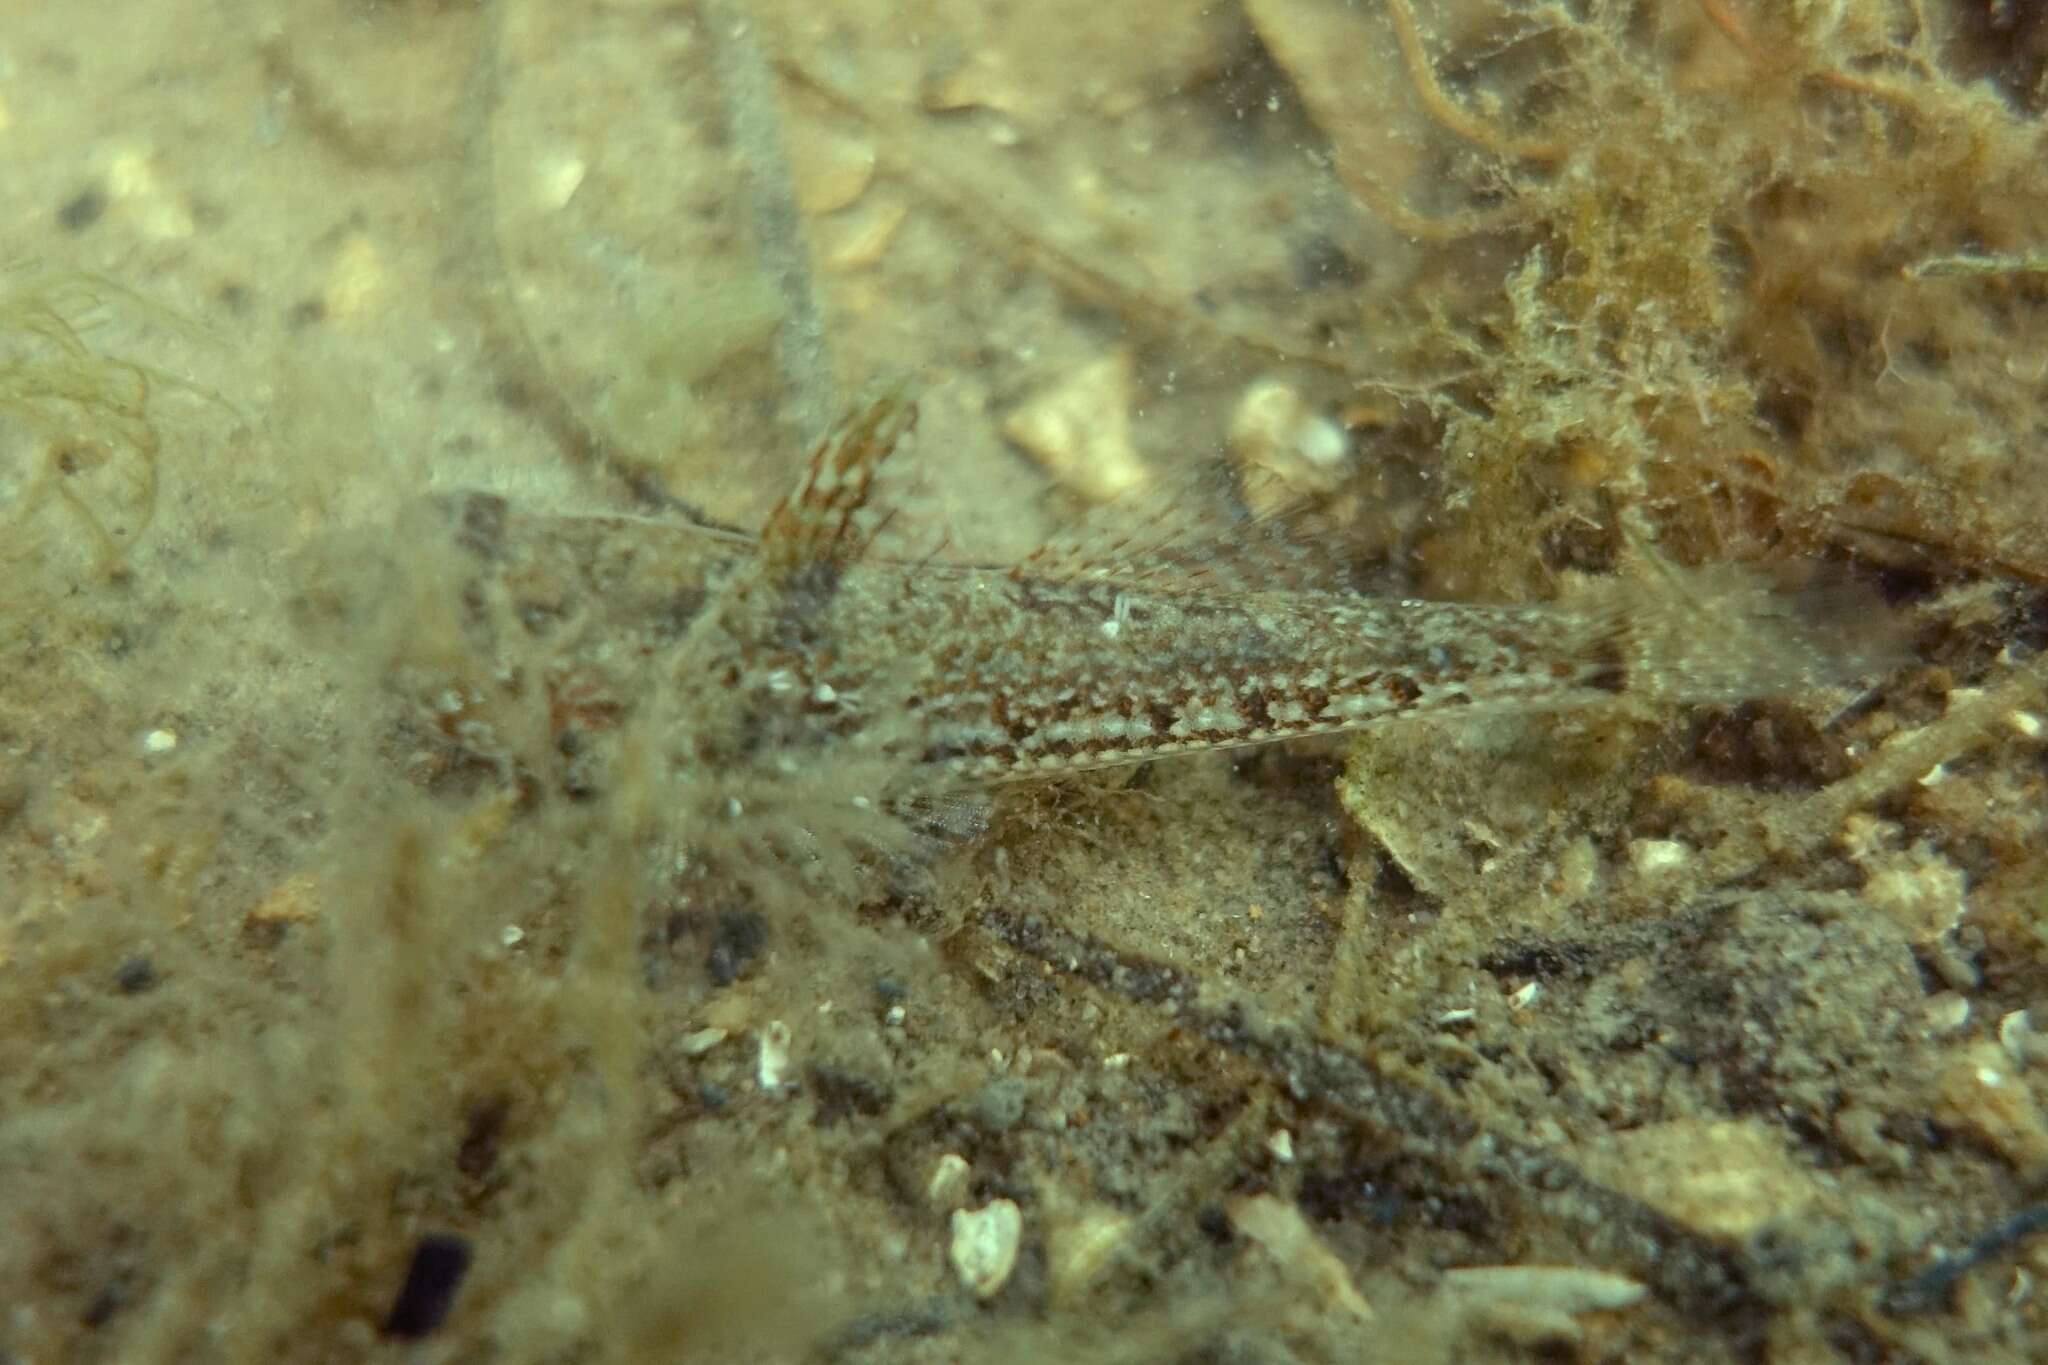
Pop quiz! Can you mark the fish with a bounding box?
[398,397,1866,890]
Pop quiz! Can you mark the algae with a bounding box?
[5,1,2048,1362]
[0,267,169,580]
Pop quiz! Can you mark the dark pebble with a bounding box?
[113,957,158,994]
[705,907,767,986]
[382,1233,473,1340]
[58,186,106,232]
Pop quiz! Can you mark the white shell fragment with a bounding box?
[534,150,587,210]
[107,145,195,241]
[680,1026,728,1056]
[756,1019,793,1094]
[1934,1042,2048,1168]
[949,1198,1024,1299]
[1443,1264,1646,1345]
[1228,378,1351,517]
[322,234,386,322]
[1000,352,1149,502]
[1862,851,1967,946]
[1628,838,1690,878]
[1923,993,1971,1036]
[1230,1193,1374,1321]
[1047,1208,1133,1303]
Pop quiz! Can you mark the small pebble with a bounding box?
[1862,851,1966,946]
[1048,1208,1132,1303]
[681,1027,727,1057]
[972,1078,1029,1133]
[1934,1042,2048,1168]
[1442,1264,1645,1345]
[949,1199,1023,1299]
[1230,1193,1374,1321]
[322,234,385,322]
[757,1020,793,1094]
[113,956,158,994]
[58,185,107,232]
[706,907,767,986]
[1001,353,1148,502]
[534,151,586,211]
[1628,838,1689,877]
[825,195,908,270]
[1923,992,1971,1036]
[926,1153,971,1210]
[382,1233,472,1340]
[789,128,877,215]
[1228,378,1350,517]
[107,147,193,240]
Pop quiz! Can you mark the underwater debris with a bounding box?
[1904,250,2048,280]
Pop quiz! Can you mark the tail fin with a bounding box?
[1577,561,1909,705]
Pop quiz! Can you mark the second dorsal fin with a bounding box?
[1009,462,1365,597]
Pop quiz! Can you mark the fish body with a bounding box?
[414,400,1847,876]
[823,561,1630,779]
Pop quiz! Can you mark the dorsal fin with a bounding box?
[1010,461,1365,596]
[757,396,918,574]
[756,394,1365,598]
